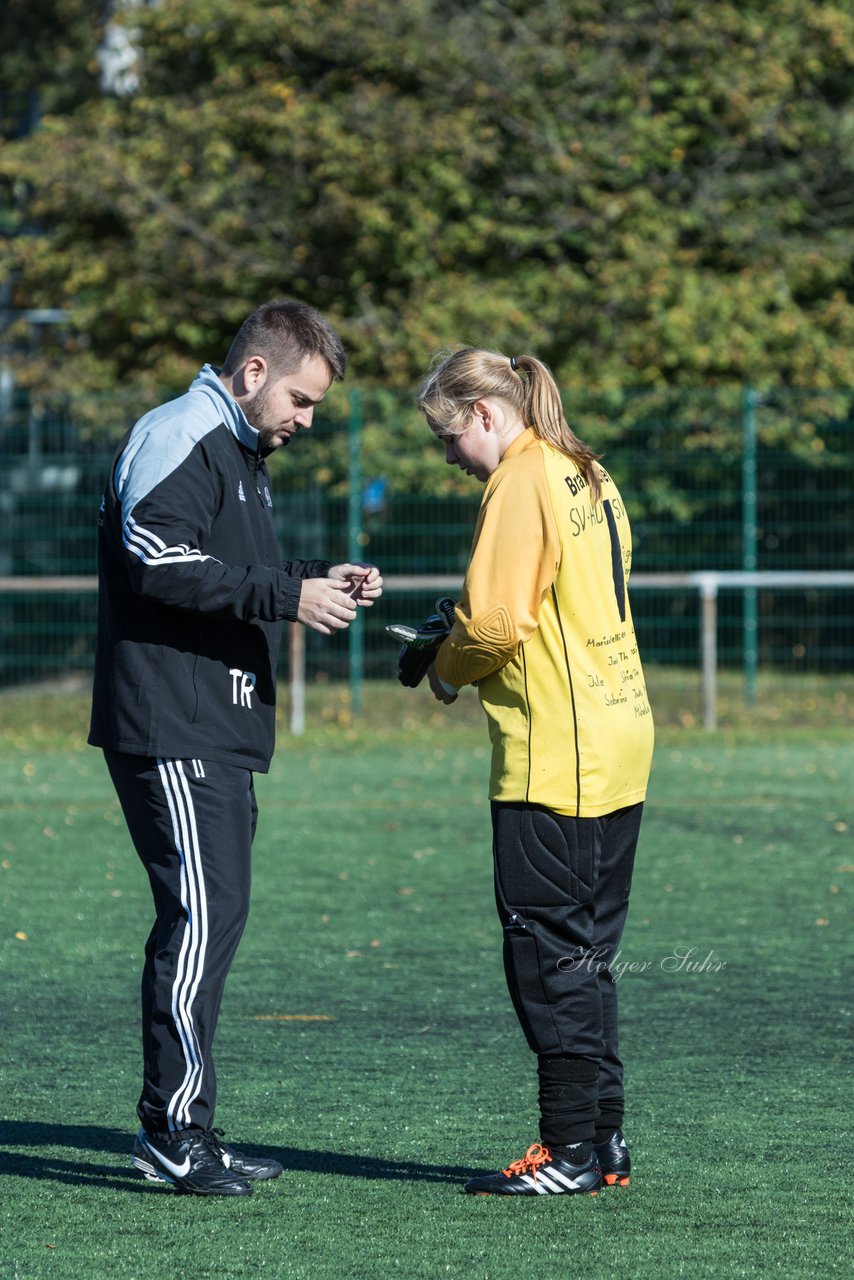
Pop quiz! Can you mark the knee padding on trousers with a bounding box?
[502,910,564,1055]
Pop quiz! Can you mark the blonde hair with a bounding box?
[417,347,601,501]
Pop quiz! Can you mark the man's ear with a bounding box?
[238,355,268,398]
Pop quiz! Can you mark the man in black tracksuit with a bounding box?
[89,300,382,1196]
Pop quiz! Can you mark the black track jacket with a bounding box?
[88,365,330,771]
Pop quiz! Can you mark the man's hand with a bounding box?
[297,578,359,635]
[329,562,383,606]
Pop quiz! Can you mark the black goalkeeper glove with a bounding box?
[385,597,456,688]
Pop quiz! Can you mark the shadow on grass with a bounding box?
[0,1121,470,1190]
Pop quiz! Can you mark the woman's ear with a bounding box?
[472,398,494,431]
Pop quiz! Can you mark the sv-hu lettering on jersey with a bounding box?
[568,495,626,538]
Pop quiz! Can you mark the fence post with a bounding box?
[348,388,364,715]
[742,388,759,706]
[288,622,305,736]
[699,575,719,732]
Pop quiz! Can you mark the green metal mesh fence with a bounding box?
[1,386,852,690]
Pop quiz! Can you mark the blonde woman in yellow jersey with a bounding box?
[417,348,653,1197]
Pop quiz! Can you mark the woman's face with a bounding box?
[440,424,494,481]
[435,399,514,481]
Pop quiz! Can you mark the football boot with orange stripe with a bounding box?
[464,1142,602,1196]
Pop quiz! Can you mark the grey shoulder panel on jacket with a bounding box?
[115,390,228,523]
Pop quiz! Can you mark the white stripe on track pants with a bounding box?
[105,750,257,1134]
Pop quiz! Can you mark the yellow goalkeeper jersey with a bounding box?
[434,428,654,817]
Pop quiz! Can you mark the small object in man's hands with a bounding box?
[385,597,456,688]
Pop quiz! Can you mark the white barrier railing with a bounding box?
[3,572,853,733]
[378,572,854,733]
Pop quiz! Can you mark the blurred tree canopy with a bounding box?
[1,0,853,464]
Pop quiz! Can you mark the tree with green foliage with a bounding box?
[1,1,853,429]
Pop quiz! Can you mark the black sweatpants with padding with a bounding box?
[491,801,643,1145]
[105,751,257,1136]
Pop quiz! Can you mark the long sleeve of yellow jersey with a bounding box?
[434,431,560,690]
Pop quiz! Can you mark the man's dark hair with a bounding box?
[221,300,347,382]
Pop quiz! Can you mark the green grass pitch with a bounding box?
[0,680,852,1279]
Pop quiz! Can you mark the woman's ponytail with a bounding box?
[511,355,601,503]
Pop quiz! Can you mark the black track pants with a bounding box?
[105,751,257,1134]
[491,801,643,1139]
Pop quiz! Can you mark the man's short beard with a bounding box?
[243,383,285,455]
[243,381,270,432]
